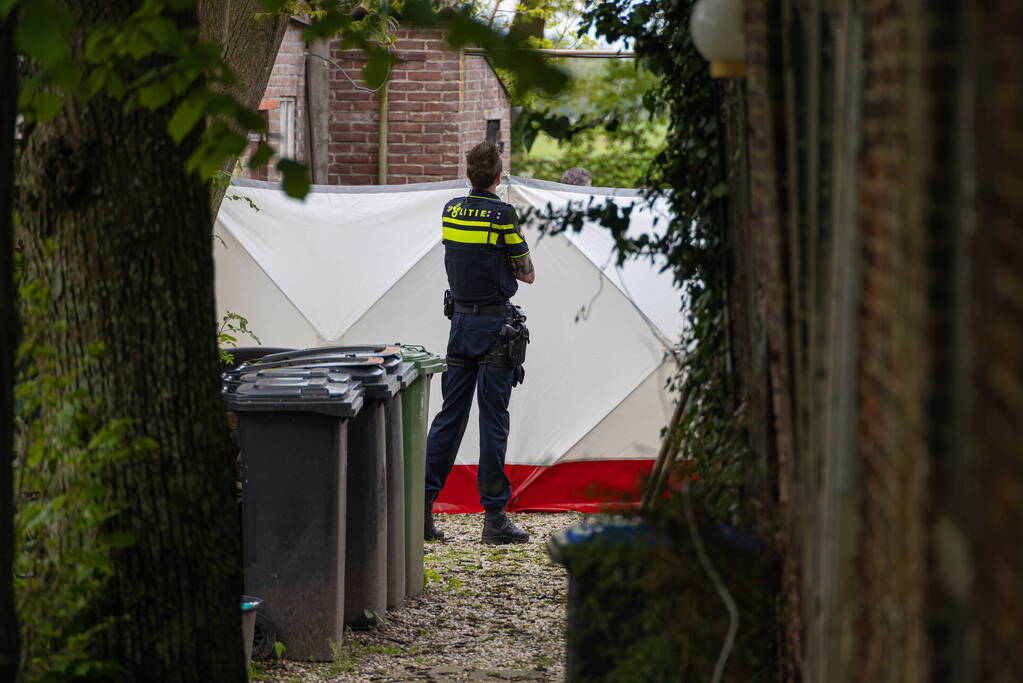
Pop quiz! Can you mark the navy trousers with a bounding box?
[425,312,515,511]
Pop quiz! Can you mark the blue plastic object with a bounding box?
[547,515,656,566]
[241,597,262,612]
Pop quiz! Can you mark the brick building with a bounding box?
[715,1,1023,680]
[246,18,511,186]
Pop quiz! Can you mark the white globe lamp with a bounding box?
[690,0,746,78]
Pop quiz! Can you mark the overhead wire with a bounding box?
[462,47,635,58]
[305,51,392,93]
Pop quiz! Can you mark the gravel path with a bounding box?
[252,512,582,683]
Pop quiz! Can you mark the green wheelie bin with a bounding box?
[398,345,446,598]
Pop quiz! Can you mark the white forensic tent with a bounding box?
[215,176,682,512]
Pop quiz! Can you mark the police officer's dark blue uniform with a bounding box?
[424,146,533,544]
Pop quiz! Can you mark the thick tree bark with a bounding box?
[198,0,289,216]
[15,2,245,680]
[1,11,19,683]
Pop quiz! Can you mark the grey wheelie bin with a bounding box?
[225,371,363,661]
[398,345,446,598]
[257,346,417,610]
[246,357,400,631]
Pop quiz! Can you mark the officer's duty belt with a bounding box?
[453,302,509,316]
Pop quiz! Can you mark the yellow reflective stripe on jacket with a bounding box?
[442,228,523,246]
[509,250,531,259]
[442,226,501,245]
[443,217,491,228]
[443,217,515,231]
[442,218,523,246]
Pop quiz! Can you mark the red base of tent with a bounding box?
[432,459,655,513]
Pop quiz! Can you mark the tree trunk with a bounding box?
[0,10,19,683]
[198,0,289,217]
[15,3,245,680]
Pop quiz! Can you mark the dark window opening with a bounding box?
[486,119,504,153]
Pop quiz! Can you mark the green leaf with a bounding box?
[168,90,208,143]
[362,49,397,91]
[134,437,158,452]
[30,92,64,123]
[276,159,310,199]
[122,26,157,59]
[138,82,172,110]
[187,126,247,178]
[15,0,73,64]
[105,70,127,99]
[234,107,267,133]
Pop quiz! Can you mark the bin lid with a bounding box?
[228,366,359,380]
[234,356,384,376]
[232,360,399,400]
[246,352,402,375]
[222,367,360,394]
[400,345,447,374]
[260,345,402,364]
[250,348,414,394]
[224,376,364,417]
[396,360,419,388]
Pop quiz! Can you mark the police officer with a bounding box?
[424,141,535,544]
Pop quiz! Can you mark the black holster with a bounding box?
[443,289,454,319]
[482,319,529,369]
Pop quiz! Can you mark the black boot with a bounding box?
[481,509,529,545]
[425,492,445,541]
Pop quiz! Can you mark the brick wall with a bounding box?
[732,0,1023,679]
[968,1,1023,678]
[459,53,512,178]
[735,0,1002,678]
[242,19,307,182]
[325,27,509,185]
[855,0,930,678]
[241,24,510,186]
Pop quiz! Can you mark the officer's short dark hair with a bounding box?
[466,141,502,189]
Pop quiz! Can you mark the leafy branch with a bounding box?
[8,0,571,202]
[218,311,262,366]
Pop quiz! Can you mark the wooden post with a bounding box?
[378,82,389,184]
[306,38,331,185]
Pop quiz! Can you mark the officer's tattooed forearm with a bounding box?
[511,254,535,283]
[513,256,534,275]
